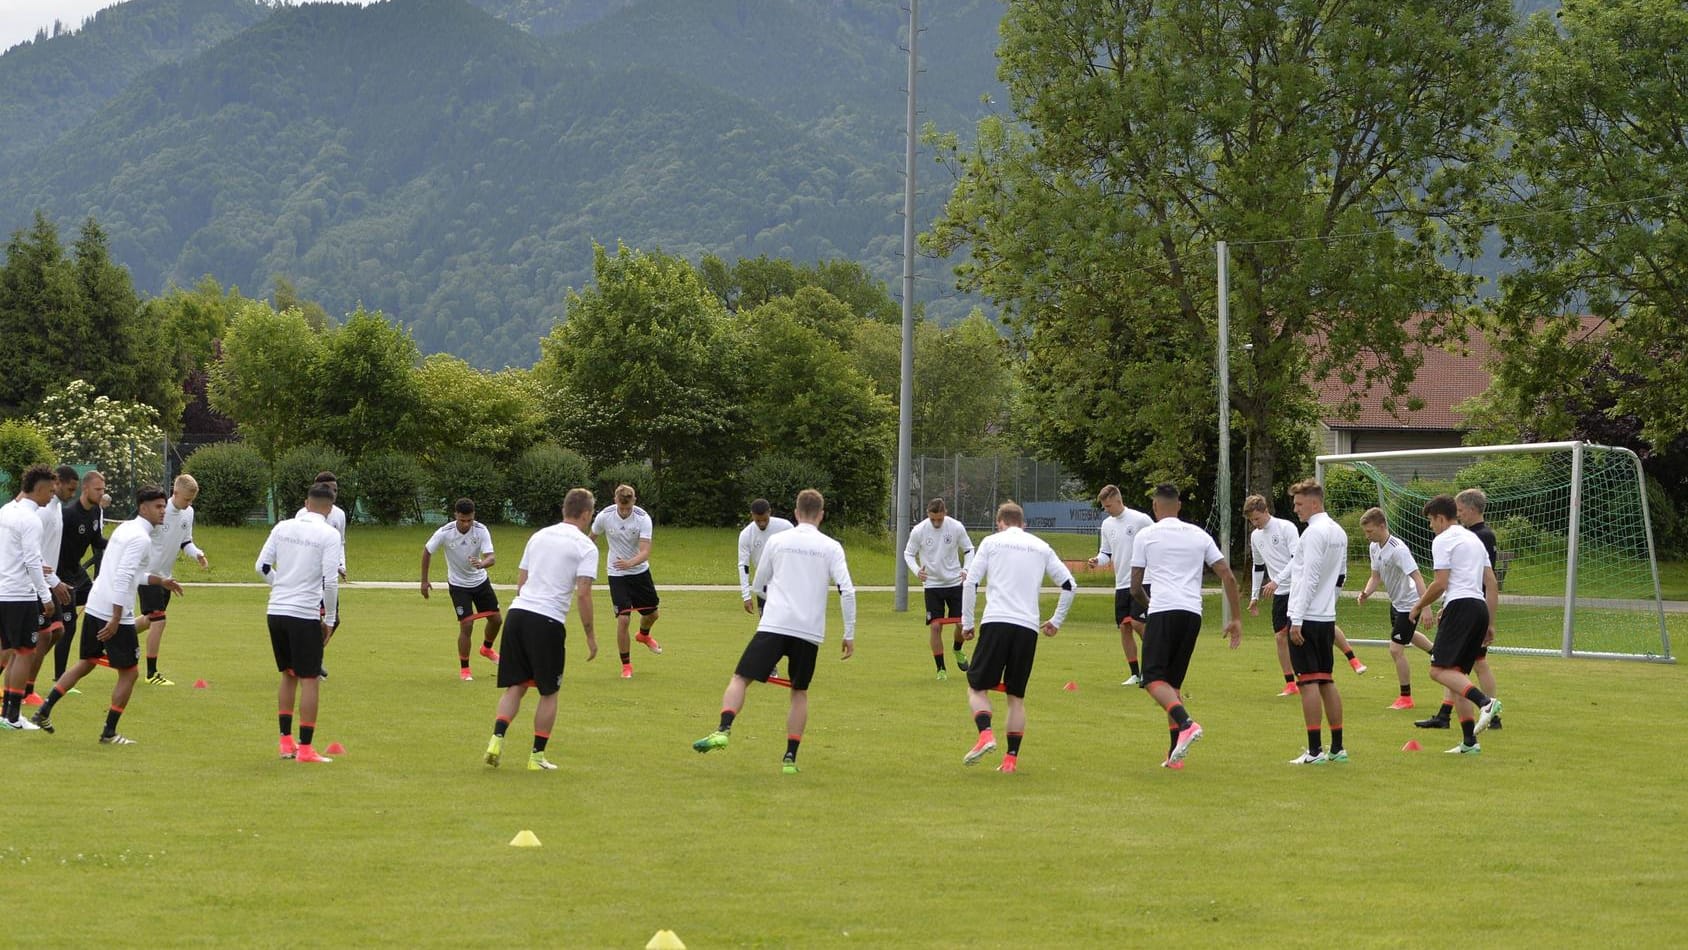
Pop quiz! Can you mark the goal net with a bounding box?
[1317,442,1672,662]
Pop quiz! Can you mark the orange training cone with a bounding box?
[1402,740,1422,752]
[326,742,347,755]
[193,679,208,689]
[1062,681,1078,692]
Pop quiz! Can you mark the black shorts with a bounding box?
[138,584,171,619]
[1141,609,1202,689]
[734,631,820,691]
[1432,599,1489,674]
[966,622,1038,698]
[79,610,138,669]
[608,572,660,616]
[1389,608,1418,646]
[498,608,565,696]
[1114,588,1146,626]
[449,580,501,621]
[73,579,91,608]
[0,601,40,653]
[269,614,325,679]
[1271,594,1290,634]
[1290,619,1335,684]
[924,586,962,625]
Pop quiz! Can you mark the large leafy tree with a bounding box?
[1491,0,1688,446]
[207,300,323,463]
[311,306,423,461]
[928,0,1511,500]
[0,212,89,415]
[536,243,749,523]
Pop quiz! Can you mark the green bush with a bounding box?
[737,454,832,518]
[0,420,55,493]
[356,451,426,524]
[595,462,659,518]
[184,442,268,526]
[428,450,508,522]
[1645,475,1685,560]
[273,443,351,515]
[509,443,591,526]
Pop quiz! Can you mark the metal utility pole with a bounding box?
[894,0,919,612]
[1216,240,1232,625]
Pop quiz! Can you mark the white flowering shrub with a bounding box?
[33,380,165,497]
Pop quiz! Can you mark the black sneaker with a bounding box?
[1488,715,1503,731]
[29,712,52,734]
[1414,716,1451,729]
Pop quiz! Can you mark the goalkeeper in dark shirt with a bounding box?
[54,471,107,682]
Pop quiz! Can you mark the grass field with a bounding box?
[11,561,1687,946]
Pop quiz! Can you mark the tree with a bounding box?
[71,218,184,426]
[536,243,749,523]
[208,300,322,463]
[311,306,422,460]
[739,295,895,529]
[927,0,1512,500]
[143,276,247,436]
[1492,0,1688,447]
[0,212,84,415]
[408,355,548,462]
[32,379,164,499]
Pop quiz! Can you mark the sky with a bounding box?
[0,0,127,52]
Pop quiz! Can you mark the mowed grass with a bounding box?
[8,582,1686,947]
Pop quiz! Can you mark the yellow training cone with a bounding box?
[645,930,686,949]
[509,830,541,847]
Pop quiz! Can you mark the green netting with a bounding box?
[1321,445,1669,659]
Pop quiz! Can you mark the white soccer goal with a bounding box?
[1316,441,1673,662]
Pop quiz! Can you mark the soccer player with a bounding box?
[591,484,660,679]
[1418,487,1506,729]
[53,470,107,683]
[32,485,177,744]
[904,497,975,679]
[736,498,792,614]
[1356,507,1435,709]
[1284,479,1348,765]
[1410,494,1502,755]
[1244,493,1303,695]
[485,487,599,772]
[294,471,348,578]
[693,489,855,774]
[20,465,79,706]
[422,498,501,680]
[1087,484,1153,686]
[0,466,58,729]
[1130,484,1243,769]
[957,500,1074,773]
[257,482,342,763]
[136,474,208,686]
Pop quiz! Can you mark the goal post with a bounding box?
[1315,441,1673,663]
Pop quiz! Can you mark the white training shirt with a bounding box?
[1369,535,1422,612]
[737,516,793,601]
[145,499,203,577]
[903,516,974,589]
[751,522,857,644]
[0,498,51,603]
[86,517,153,624]
[1287,511,1346,626]
[296,504,348,571]
[510,522,599,624]
[1248,516,1300,600]
[1432,524,1491,604]
[961,526,1076,631]
[591,505,652,578]
[1131,518,1224,616]
[425,521,495,588]
[1094,507,1154,590]
[257,511,342,625]
[39,496,64,581]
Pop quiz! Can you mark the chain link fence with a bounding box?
[896,454,1087,533]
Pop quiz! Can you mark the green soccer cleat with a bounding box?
[953,650,970,673]
[782,759,799,775]
[527,752,557,771]
[485,734,504,768]
[936,669,948,682]
[1327,750,1349,763]
[1445,742,1482,756]
[1475,698,1503,735]
[146,672,174,687]
[693,730,729,754]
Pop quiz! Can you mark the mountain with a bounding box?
[0,0,922,367]
[0,0,271,168]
